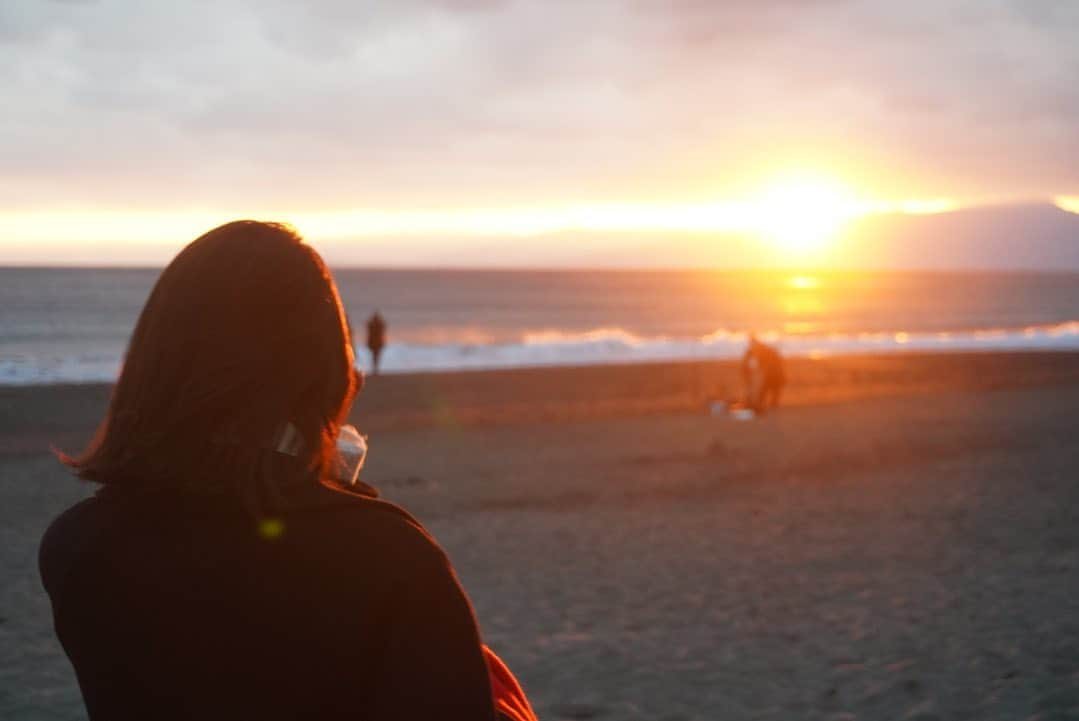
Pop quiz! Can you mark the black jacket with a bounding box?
[39,480,496,721]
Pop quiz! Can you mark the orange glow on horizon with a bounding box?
[0,197,957,243]
[0,177,967,266]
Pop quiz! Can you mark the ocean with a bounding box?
[1,268,1077,385]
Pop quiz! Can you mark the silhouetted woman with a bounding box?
[39,221,535,721]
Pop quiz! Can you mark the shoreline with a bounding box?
[4,321,1077,387]
[3,349,1078,456]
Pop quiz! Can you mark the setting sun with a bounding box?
[748,176,865,255]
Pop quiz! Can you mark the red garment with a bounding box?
[484,646,538,721]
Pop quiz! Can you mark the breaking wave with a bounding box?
[3,322,1077,386]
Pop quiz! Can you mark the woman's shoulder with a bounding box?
[40,495,107,556]
[39,495,110,599]
[290,481,448,559]
[291,480,420,524]
[40,482,451,593]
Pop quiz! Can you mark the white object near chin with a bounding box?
[335,424,369,485]
[731,408,756,421]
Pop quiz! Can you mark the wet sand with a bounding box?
[3,351,1078,454]
[3,352,1079,720]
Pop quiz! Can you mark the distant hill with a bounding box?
[832,203,1079,271]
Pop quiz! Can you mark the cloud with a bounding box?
[0,0,1077,211]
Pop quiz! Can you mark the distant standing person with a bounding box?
[366,310,387,375]
[742,333,786,413]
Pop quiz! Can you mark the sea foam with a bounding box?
[3,322,1076,386]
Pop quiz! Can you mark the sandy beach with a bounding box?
[4,352,1079,720]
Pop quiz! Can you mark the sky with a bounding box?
[1,0,1078,266]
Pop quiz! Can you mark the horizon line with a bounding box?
[2,263,1078,275]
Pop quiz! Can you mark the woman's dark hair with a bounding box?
[62,221,360,504]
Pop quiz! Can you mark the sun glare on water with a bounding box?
[787,274,820,290]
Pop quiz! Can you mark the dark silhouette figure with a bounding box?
[741,334,786,414]
[39,221,534,721]
[366,310,387,375]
